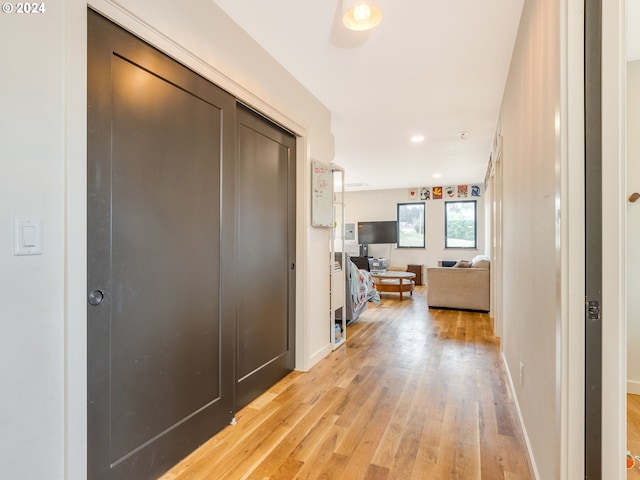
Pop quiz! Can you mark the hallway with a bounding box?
[161,287,533,479]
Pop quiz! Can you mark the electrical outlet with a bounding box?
[519,362,524,386]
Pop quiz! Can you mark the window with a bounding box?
[397,203,425,248]
[445,200,477,248]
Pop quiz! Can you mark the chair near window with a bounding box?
[406,264,423,285]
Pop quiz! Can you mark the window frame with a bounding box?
[396,202,426,248]
[444,200,478,249]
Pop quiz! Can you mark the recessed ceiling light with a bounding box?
[457,131,469,140]
[433,173,442,179]
[411,135,425,143]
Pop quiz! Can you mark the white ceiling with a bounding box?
[212,0,525,190]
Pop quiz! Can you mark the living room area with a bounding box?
[344,187,487,274]
[343,187,490,311]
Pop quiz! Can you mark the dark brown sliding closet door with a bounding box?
[235,104,296,410]
[87,10,236,479]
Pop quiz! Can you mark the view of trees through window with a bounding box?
[445,201,477,248]
[397,203,425,248]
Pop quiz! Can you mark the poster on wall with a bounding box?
[445,186,456,198]
[311,160,333,227]
[415,184,481,200]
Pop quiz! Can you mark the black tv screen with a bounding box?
[357,221,398,244]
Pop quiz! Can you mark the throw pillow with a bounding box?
[470,255,490,269]
[453,260,472,268]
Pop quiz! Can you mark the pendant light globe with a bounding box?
[342,0,383,31]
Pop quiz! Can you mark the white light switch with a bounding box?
[23,225,37,247]
[14,217,42,255]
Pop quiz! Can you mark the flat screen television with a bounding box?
[357,221,398,244]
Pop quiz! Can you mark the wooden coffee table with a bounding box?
[370,271,416,300]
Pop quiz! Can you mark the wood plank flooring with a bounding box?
[160,286,533,480]
[628,394,640,477]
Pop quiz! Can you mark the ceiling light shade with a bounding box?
[343,0,382,31]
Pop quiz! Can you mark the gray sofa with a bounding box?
[426,255,490,312]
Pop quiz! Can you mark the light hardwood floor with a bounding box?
[628,394,640,477]
[160,286,533,480]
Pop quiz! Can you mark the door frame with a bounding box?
[489,135,504,347]
[562,0,587,478]
[600,0,627,477]
[560,0,626,476]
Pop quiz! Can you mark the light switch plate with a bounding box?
[14,217,42,256]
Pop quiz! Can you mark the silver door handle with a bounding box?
[88,289,105,306]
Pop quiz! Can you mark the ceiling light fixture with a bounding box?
[343,0,383,31]
[411,134,425,143]
[457,131,469,140]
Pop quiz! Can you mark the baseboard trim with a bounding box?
[308,343,333,371]
[502,352,541,480]
[628,380,640,395]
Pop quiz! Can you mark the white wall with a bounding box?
[344,188,486,269]
[1,1,335,478]
[493,0,623,477]
[627,60,640,393]
[0,6,66,479]
[496,1,563,478]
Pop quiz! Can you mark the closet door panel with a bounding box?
[87,10,236,479]
[236,105,296,409]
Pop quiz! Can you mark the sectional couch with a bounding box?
[426,254,490,312]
